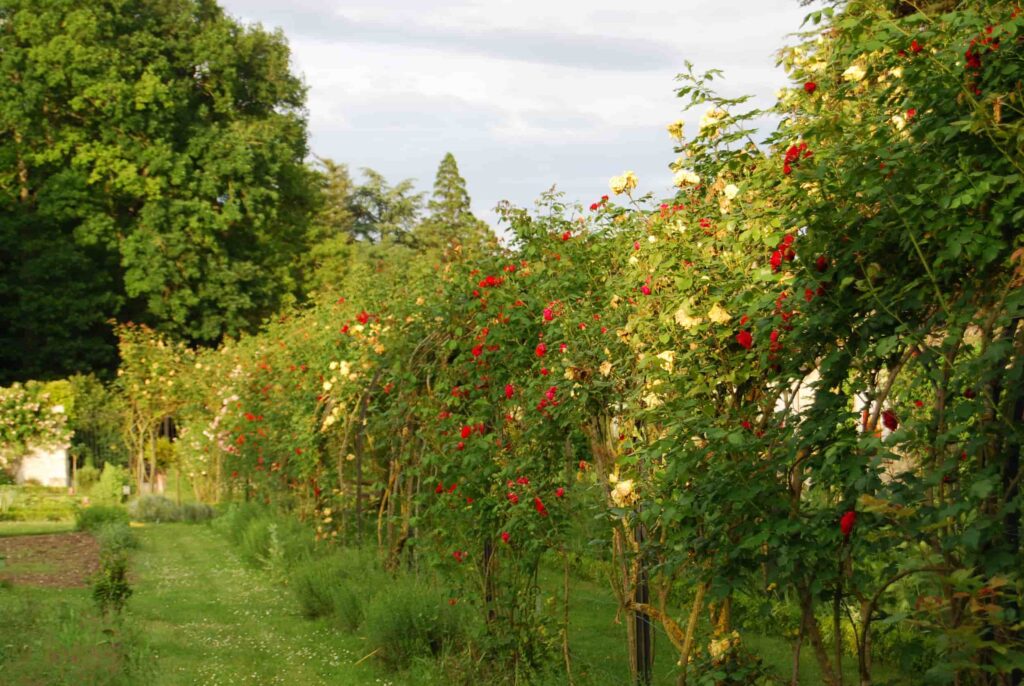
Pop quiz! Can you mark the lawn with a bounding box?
[1,520,899,685]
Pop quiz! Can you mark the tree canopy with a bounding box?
[0,0,318,382]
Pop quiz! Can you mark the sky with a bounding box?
[217,0,816,228]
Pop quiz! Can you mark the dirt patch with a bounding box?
[0,532,100,588]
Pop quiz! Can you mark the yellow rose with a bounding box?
[673,169,700,187]
[666,120,685,140]
[843,63,866,82]
[707,303,732,324]
[609,171,638,195]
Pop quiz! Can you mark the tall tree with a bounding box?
[0,0,318,382]
[416,153,495,257]
[303,158,355,295]
[347,168,424,246]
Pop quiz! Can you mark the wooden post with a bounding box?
[634,522,653,685]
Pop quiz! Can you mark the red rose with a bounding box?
[436,483,444,494]
[501,531,510,544]
[815,255,829,272]
[770,249,783,272]
[471,345,483,357]
[804,81,817,94]
[535,342,547,357]
[461,425,472,439]
[562,231,571,241]
[840,510,856,538]
[736,330,753,350]
[910,38,922,53]
[507,492,519,505]
[555,487,565,498]
[505,384,515,399]
[641,285,651,296]
[882,409,899,432]
[534,497,548,517]
[543,308,554,321]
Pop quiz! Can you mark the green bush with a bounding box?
[181,501,214,523]
[128,495,180,522]
[94,522,138,553]
[90,463,130,505]
[290,549,385,631]
[291,557,340,619]
[238,513,315,578]
[364,576,465,670]
[92,552,132,616]
[76,505,129,532]
[0,485,78,521]
[75,462,101,492]
[215,502,266,545]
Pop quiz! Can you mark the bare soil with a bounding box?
[0,531,100,587]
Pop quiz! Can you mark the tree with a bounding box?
[303,158,356,295]
[347,168,424,246]
[0,0,319,381]
[416,153,495,257]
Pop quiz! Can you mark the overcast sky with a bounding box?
[217,0,816,227]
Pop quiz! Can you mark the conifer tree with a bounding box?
[416,153,494,257]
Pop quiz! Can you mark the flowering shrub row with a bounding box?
[129,3,1024,684]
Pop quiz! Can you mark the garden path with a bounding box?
[132,523,383,685]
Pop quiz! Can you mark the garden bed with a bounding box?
[0,531,100,587]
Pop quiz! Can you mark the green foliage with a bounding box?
[90,463,129,505]
[0,0,320,381]
[94,522,139,553]
[364,576,466,670]
[76,505,128,532]
[0,485,79,522]
[0,382,72,456]
[75,462,101,492]
[347,168,425,246]
[92,551,132,616]
[415,153,495,257]
[0,587,152,684]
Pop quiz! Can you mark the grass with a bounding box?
[131,523,384,685]
[0,520,75,537]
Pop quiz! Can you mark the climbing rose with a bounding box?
[435,483,444,494]
[840,510,856,539]
[535,342,547,357]
[501,531,510,544]
[471,345,483,357]
[461,425,472,439]
[641,285,651,296]
[505,384,515,399]
[562,231,571,241]
[543,308,554,321]
[815,255,829,272]
[507,492,519,505]
[910,38,922,53]
[804,81,817,94]
[736,330,753,350]
[770,250,783,272]
[882,409,899,432]
[545,386,557,401]
[534,497,548,517]
[555,487,565,498]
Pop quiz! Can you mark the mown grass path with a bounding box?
[132,523,386,686]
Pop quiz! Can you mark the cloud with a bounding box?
[224,4,680,71]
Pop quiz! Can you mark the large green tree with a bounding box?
[415,152,494,257]
[0,0,318,382]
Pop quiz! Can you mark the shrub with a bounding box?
[181,501,213,523]
[94,522,138,553]
[291,557,340,619]
[290,549,385,631]
[128,495,180,522]
[74,462,101,492]
[92,552,132,616]
[76,505,129,532]
[364,576,465,669]
[90,463,129,505]
[238,513,314,578]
